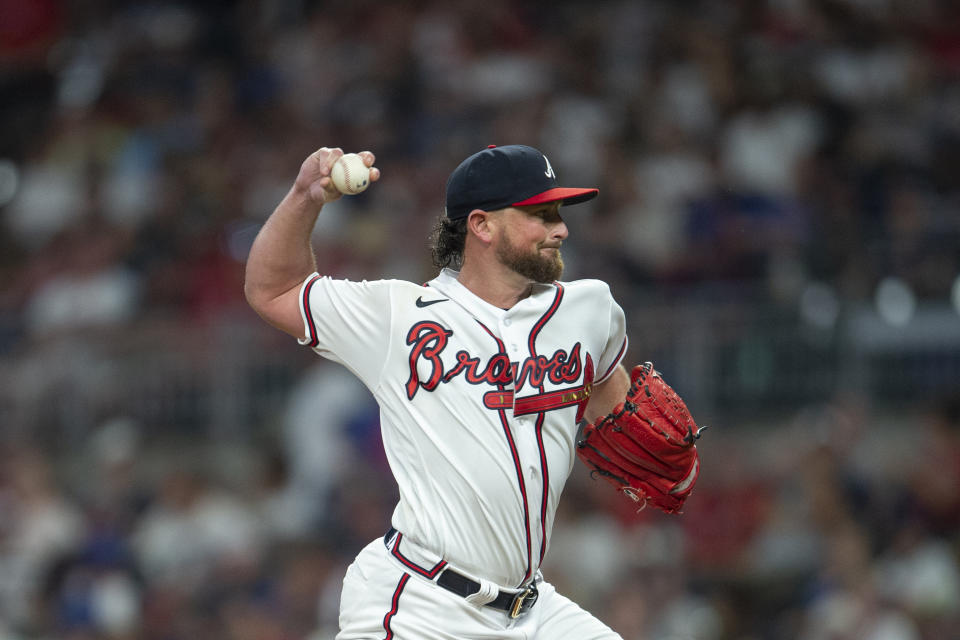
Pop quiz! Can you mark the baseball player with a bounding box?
[244,144,702,639]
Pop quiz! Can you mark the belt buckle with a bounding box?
[509,584,538,619]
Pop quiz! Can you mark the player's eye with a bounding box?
[541,208,562,222]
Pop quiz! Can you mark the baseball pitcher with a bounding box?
[244,144,703,639]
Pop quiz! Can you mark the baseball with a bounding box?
[331,153,370,195]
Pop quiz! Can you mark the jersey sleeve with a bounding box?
[594,290,628,385]
[297,273,394,387]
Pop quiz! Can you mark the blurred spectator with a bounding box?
[279,362,381,537]
[799,521,922,640]
[23,218,139,338]
[905,395,960,536]
[131,467,264,594]
[0,446,86,630]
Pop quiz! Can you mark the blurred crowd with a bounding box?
[1,0,960,638]
[2,370,960,640]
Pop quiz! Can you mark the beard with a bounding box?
[496,230,564,283]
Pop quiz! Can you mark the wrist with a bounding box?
[288,182,324,212]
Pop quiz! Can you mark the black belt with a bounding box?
[436,566,539,618]
[384,529,539,618]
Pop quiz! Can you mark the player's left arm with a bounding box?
[583,364,629,423]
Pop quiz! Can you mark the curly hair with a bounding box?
[429,215,467,270]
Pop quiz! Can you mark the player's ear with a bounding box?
[466,209,495,244]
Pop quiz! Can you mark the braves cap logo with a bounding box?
[543,155,556,179]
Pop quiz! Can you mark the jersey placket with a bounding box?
[500,312,547,586]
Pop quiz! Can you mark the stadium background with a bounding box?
[1,0,959,638]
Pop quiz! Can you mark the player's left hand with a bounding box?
[576,362,704,513]
[294,147,380,207]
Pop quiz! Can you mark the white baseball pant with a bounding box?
[335,536,622,640]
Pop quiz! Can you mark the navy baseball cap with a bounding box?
[444,145,598,220]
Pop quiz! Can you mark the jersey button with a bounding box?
[503,318,512,326]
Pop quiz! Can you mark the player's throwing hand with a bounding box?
[294,147,380,206]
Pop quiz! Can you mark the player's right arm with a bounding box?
[243,147,379,338]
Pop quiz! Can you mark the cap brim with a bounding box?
[512,187,598,208]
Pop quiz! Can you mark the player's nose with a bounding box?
[550,219,569,241]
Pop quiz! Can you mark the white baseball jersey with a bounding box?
[298,268,627,589]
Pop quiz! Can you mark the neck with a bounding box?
[456,259,533,309]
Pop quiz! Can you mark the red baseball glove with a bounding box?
[576,362,703,513]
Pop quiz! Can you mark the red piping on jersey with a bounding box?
[302,274,322,347]
[498,408,533,585]
[598,337,628,383]
[534,413,549,568]
[382,573,409,639]
[526,284,563,574]
[525,284,564,394]
[477,320,534,585]
[389,533,448,579]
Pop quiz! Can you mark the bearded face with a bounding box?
[495,225,564,283]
